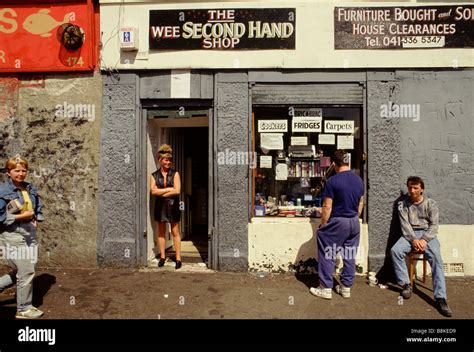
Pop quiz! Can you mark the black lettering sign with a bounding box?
[150,8,296,50]
[295,122,320,129]
[294,108,322,117]
[335,6,474,49]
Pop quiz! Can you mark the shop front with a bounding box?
[247,74,367,273]
[98,1,474,275]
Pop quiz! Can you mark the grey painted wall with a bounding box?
[367,69,474,273]
[367,72,403,272]
[99,73,139,267]
[215,72,250,271]
[397,70,473,224]
[0,72,101,268]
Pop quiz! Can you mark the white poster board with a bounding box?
[291,136,308,146]
[318,134,335,145]
[260,156,272,168]
[337,135,354,149]
[170,70,191,98]
[275,163,288,180]
[260,133,284,150]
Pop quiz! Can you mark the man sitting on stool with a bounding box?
[391,176,453,317]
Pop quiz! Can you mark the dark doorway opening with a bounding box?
[168,127,209,264]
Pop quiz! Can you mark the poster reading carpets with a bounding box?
[335,6,474,49]
[149,8,295,50]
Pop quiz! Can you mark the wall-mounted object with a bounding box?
[0,2,97,72]
[120,27,139,51]
[58,24,85,50]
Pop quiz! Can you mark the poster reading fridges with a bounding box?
[335,6,474,49]
[149,8,295,50]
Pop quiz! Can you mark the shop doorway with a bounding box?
[145,109,210,268]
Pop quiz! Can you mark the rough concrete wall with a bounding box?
[0,72,101,268]
[216,72,249,271]
[367,72,402,273]
[367,69,474,275]
[98,73,138,267]
[397,70,474,224]
[0,77,20,160]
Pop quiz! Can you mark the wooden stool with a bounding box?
[408,250,428,287]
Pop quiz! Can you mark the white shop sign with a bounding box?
[258,120,288,133]
[324,120,354,134]
[292,116,322,132]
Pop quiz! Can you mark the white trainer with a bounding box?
[309,286,332,299]
[335,284,351,298]
[16,306,44,319]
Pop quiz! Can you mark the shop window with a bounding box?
[252,106,363,218]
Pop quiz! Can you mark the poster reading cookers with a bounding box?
[150,8,295,50]
[335,6,474,49]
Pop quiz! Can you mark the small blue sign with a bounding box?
[123,32,131,43]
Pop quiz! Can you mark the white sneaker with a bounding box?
[335,284,351,298]
[309,286,332,299]
[16,306,44,319]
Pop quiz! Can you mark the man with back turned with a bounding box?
[310,150,364,300]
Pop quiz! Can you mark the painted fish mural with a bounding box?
[22,9,72,37]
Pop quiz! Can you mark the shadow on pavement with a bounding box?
[295,273,319,289]
[413,282,438,309]
[32,273,56,307]
[374,193,405,285]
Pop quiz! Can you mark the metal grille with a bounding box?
[449,263,464,275]
[444,263,465,276]
[252,83,363,105]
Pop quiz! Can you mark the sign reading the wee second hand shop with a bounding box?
[335,6,474,49]
[149,8,295,50]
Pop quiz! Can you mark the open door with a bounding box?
[145,108,212,268]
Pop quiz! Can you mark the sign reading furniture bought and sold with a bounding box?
[149,8,295,50]
[335,6,474,49]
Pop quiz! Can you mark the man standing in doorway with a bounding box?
[310,150,364,299]
[391,176,453,317]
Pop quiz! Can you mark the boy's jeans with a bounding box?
[0,222,38,311]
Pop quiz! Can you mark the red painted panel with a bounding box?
[0,1,96,72]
